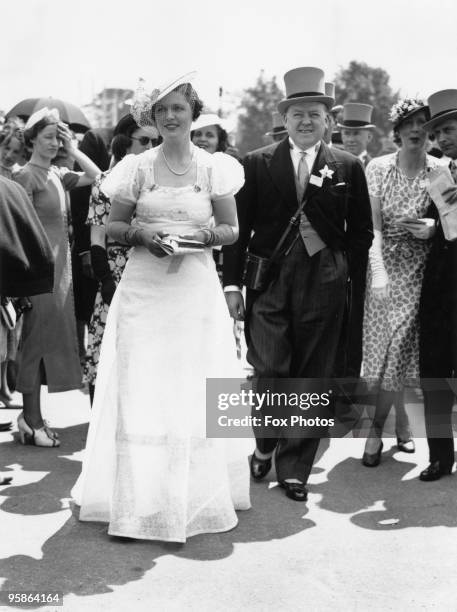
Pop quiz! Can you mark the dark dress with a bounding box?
[14,163,82,392]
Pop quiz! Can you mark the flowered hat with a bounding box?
[132,71,197,128]
[389,98,429,129]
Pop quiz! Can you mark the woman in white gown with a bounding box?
[72,73,251,542]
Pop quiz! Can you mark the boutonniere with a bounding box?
[309,164,334,187]
[319,165,334,180]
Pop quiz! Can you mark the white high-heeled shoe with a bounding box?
[17,413,60,447]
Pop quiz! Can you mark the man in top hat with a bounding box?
[339,103,375,168]
[265,111,288,143]
[419,89,457,481]
[223,67,373,501]
[334,103,375,384]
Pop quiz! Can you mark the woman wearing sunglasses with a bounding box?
[83,114,159,403]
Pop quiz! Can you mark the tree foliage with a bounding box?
[236,71,284,155]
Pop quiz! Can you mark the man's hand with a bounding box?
[225,291,245,320]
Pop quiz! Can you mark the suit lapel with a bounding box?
[304,142,339,201]
[263,138,297,210]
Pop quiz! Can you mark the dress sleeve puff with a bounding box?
[208,152,245,200]
[55,166,80,191]
[365,157,384,199]
[13,167,36,201]
[86,171,111,227]
[100,153,145,206]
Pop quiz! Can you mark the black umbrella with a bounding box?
[6,97,91,132]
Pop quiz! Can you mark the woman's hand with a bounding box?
[372,283,390,302]
[57,122,78,153]
[400,219,435,240]
[140,229,169,258]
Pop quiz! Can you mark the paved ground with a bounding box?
[0,388,456,611]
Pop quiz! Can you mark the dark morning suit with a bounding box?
[70,131,110,324]
[335,150,372,380]
[419,204,457,469]
[223,137,373,483]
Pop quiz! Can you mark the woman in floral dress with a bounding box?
[362,98,440,466]
[83,114,159,402]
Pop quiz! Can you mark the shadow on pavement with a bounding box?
[0,423,314,605]
[312,447,457,530]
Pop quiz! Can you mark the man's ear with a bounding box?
[367,132,373,143]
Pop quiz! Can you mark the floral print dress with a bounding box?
[362,152,439,391]
[83,173,129,385]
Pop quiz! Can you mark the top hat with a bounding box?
[278,67,335,114]
[423,90,457,131]
[265,111,287,137]
[337,103,375,129]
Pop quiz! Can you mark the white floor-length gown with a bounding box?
[72,146,251,542]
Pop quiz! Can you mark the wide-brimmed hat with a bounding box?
[265,111,287,137]
[389,97,429,129]
[191,113,225,132]
[132,71,197,128]
[24,107,60,130]
[337,103,375,129]
[278,67,335,115]
[423,90,457,131]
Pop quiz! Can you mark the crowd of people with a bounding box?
[1,65,457,541]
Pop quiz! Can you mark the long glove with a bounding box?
[368,229,388,289]
[90,245,116,305]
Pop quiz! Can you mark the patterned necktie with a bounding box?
[450,159,457,183]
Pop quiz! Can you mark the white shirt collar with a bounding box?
[358,150,368,160]
[288,138,321,156]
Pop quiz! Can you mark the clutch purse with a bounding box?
[153,235,206,256]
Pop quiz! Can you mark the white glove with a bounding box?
[369,229,389,289]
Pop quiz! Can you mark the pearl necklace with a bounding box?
[161,145,194,176]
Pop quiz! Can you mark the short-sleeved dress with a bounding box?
[83,172,130,385]
[362,152,439,391]
[14,162,82,392]
[72,145,250,542]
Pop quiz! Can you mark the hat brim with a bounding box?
[423,108,457,131]
[265,129,287,137]
[154,71,197,105]
[278,95,335,114]
[393,105,429,129]
[337,123,375,130]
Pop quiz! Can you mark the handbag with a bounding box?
[242,197,308,291]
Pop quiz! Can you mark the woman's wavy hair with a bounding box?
[110,113,161,162]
